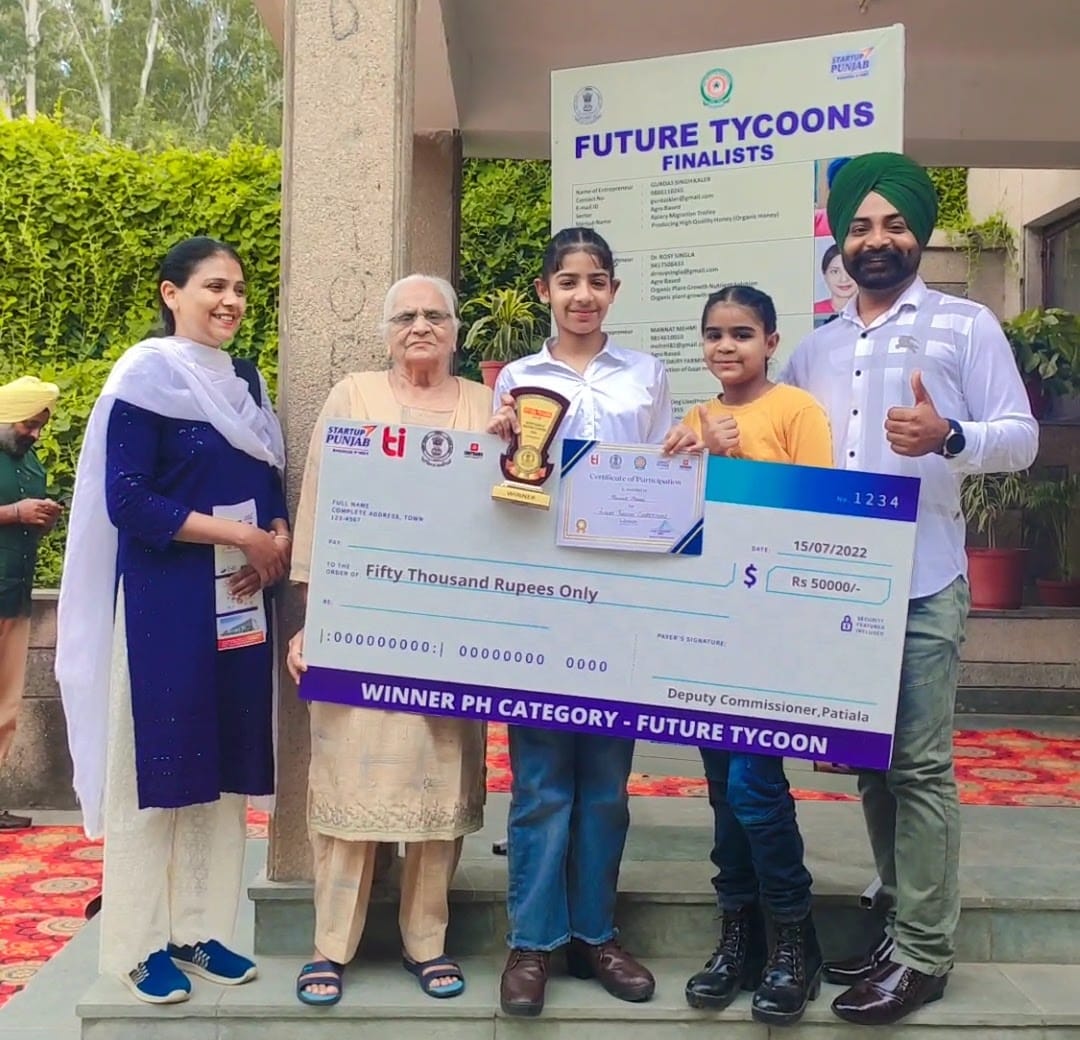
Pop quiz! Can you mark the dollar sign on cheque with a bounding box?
[743,563,758,589]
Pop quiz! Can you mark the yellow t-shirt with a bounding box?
[681,384,833,468]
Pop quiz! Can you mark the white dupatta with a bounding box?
[55,337,286,838]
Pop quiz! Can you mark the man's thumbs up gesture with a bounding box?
[884,370,950,457]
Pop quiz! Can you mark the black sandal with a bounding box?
[296,959,343,1006]
[402,954,465,998]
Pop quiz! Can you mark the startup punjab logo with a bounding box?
[830,47,875,80]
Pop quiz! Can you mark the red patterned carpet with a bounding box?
[0,726,1076,1009]
[486,725,1080,806]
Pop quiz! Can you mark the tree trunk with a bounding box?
[63,0,114,137]
[24,0,39,118]
[98,0,112,137]
[136,0,160,111]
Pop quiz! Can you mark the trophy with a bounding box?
[491,386,571,509]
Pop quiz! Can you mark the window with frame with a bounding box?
[1042,213,1080,312]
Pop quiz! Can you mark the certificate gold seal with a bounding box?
[492,387,570,509]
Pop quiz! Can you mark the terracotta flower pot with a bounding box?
[479,360,506,389]
[966,547,1028,610]
[1035,578,1080,608]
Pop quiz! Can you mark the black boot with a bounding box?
[751,913,823,1026]
[685,904,767,1010]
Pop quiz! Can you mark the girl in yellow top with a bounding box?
[664,285,830,1028]
[665,285,832,466]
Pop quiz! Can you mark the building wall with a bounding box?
[920,233,1007,317]
[967,169,1080,312]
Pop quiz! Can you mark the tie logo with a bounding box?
[382,426,407,458]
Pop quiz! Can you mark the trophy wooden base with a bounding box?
[492,482,552,509]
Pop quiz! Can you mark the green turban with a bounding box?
[826,152,938,247]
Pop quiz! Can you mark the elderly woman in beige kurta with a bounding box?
[286,274,490,1005]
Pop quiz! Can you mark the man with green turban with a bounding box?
[826,151,939,250]
[781,152,1038,1026]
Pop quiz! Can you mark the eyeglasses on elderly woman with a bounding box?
[388,309,454,328]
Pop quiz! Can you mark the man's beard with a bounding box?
[846,247,920,292]
[0,424,32,457]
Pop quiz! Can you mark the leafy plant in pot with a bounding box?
[1025,473,1080,607]
[961,471,1030,610]
[462,287,544,389]
[1001,307,1080,420]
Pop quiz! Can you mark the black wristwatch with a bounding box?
[939,418,965,459]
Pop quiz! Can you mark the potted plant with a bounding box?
[961,471,1031,610]
[462,287,545,389]
[1025,473,1080,606]
[1002,307,1080,420]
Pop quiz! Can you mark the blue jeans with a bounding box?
[506,726,634,950]
[701,748,813,922]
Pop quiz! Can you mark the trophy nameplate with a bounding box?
[492,387,571,510]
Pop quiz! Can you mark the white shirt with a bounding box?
[780,278,1038,599]
[493,337,673,444]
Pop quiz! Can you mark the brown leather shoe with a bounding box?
[831,960,948,1026]
[566,938,655,1002]
[823,931,895,985]
[500,949,550,1017]
[0,811,31,831]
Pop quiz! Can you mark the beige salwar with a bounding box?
[99,588,248,976]
[293,370,492,958]
[312,832,463,963]
[0,615,31,766]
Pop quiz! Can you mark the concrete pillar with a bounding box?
[410,130,461,283]
[271,0,417,882]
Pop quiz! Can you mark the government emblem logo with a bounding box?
[573,86,603,125]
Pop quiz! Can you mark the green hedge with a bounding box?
[0,119,282,585]
[0,119,971,586]
[459,158,551,304]
[927,167,970,231]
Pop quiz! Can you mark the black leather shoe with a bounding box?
[751,913,823,1026]
[831,960,948,1026]
[823,930,895,986]
[685,904,767,1010]
[0,811,31,831]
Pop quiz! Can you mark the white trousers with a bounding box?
[99,588,247,976]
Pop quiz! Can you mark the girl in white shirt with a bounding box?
[488,227,671,1018]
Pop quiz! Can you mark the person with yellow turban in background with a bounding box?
[781,153,1038,1026]
[0,375,61,830]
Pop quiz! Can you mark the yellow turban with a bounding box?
[0,376,60,423]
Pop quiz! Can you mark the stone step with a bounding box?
[75,955,1080,1039]
[250,866,1080,967]
[250,800,1080,966]
[955,686,1080,716]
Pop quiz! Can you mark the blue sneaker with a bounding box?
[123,949,191,1004]
[169,939,258,985]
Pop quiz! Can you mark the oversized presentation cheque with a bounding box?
[300,422,919,770]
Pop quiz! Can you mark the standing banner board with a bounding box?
[551,26,905,409]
